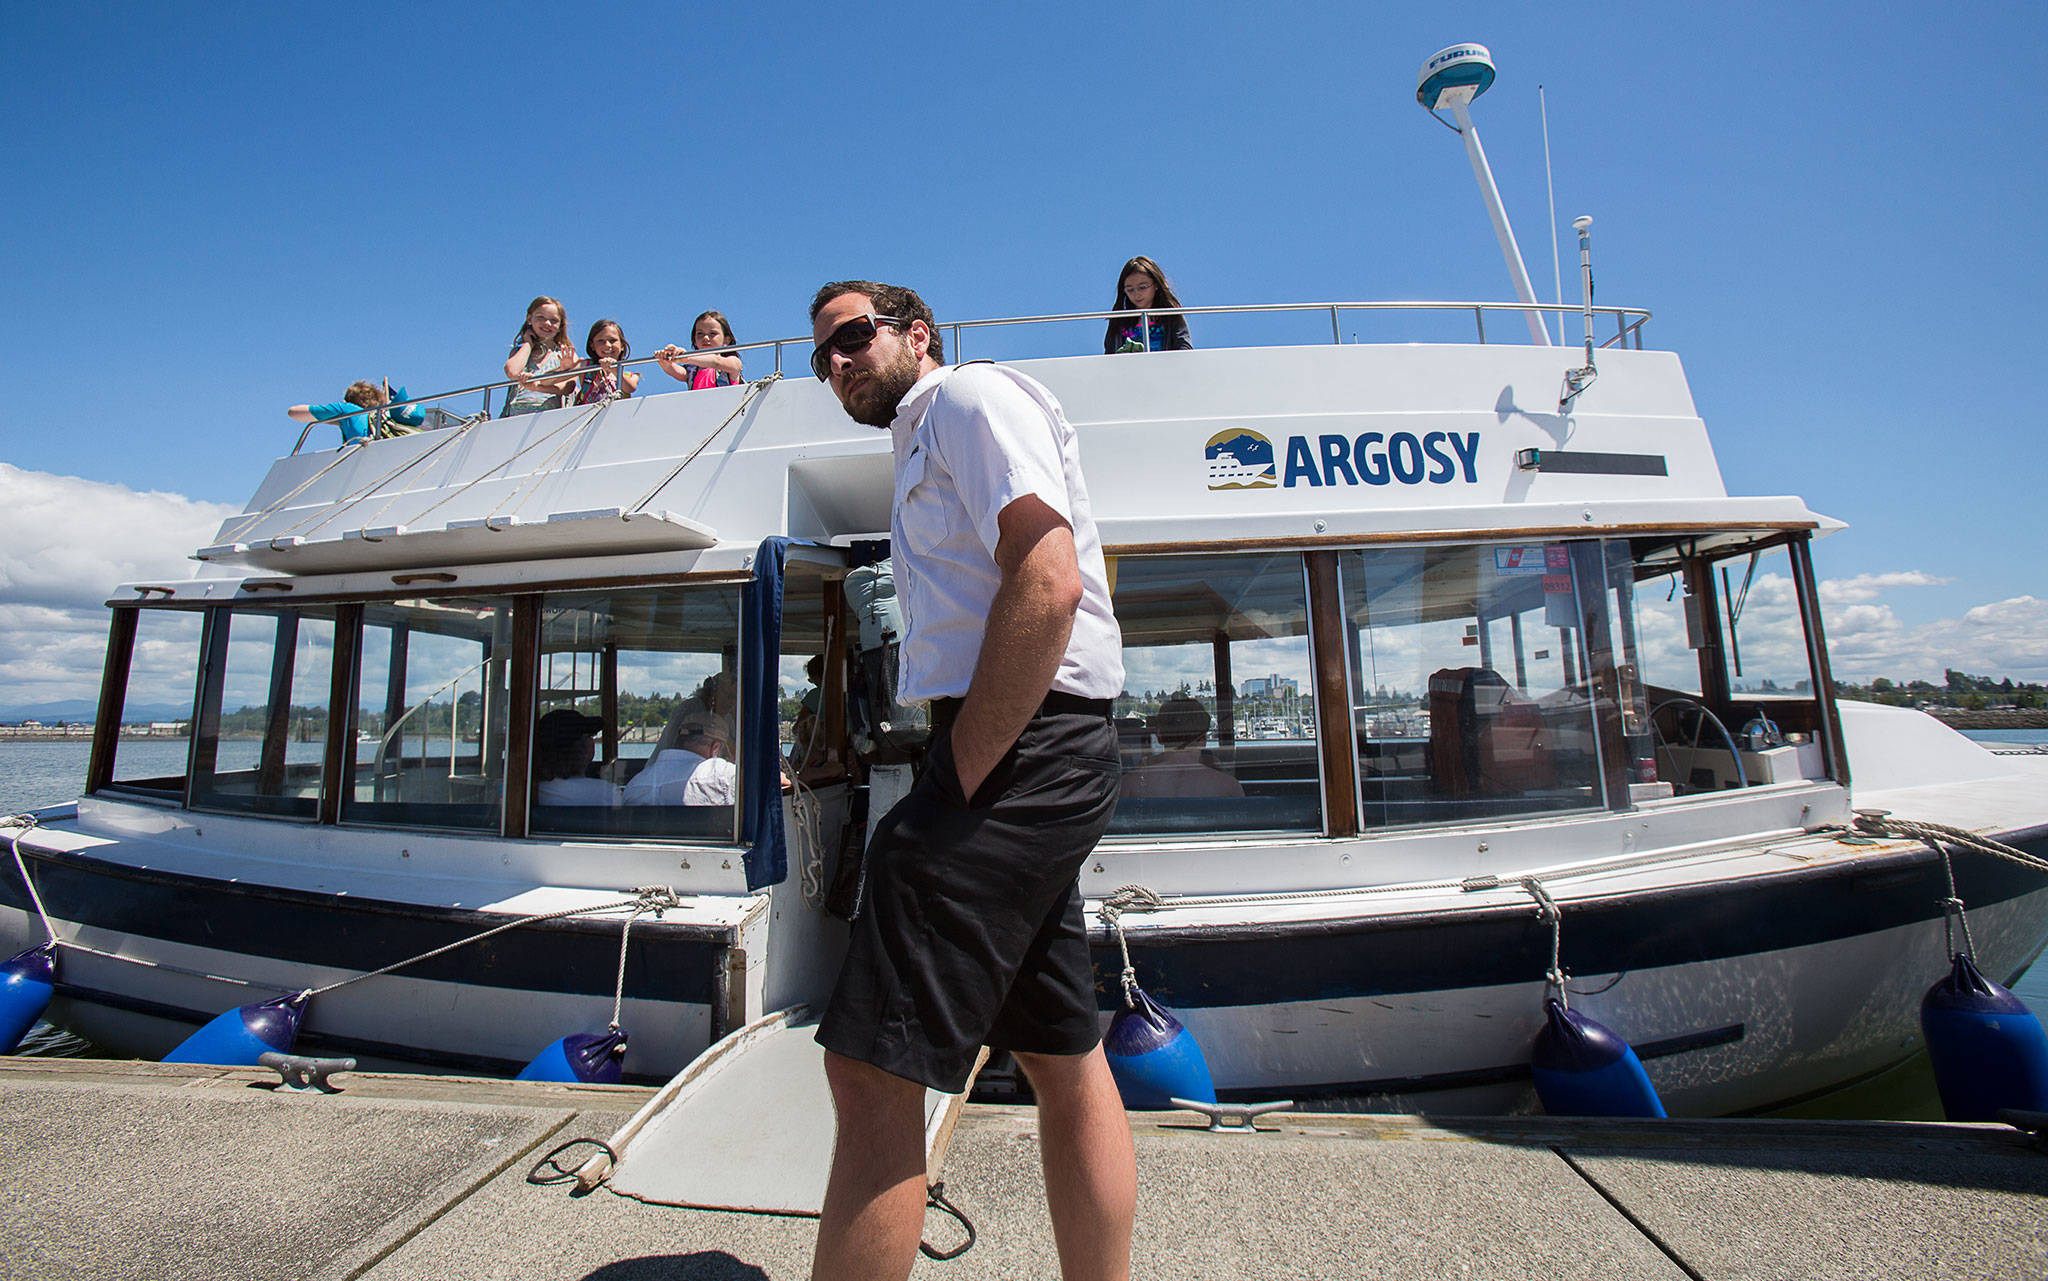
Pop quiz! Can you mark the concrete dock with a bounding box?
[2,1057,2043,1280]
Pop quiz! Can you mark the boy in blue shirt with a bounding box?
[286,380,425,445]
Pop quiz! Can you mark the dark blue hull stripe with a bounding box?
[1084,836,2048,1010]
[1,847,727,1005]
[1212,1022,1747,1103]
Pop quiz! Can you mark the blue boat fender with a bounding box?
[1102,985,1215,1110]
[1921,952,2048,1123]
[1530,998,1667,1118]
[162,992,310,1066]
[0,942,58,1054]
[516,1028,629,1084]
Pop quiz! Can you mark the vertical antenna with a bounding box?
[1541,84,1563,345]
[1558,216,1598,413]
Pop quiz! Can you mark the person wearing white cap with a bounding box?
[621,714,736,807]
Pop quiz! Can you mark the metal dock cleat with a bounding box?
[259,1051,356,1093]
[1170,1098,1293,1133]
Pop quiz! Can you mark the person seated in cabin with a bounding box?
[788,654,830,771]
[502,295,580,416]
[573,318,641,405]
[654,310,744,390]
[652,671,737,759]
[533,709,619,807]
[286,380,426,445]
[622,714,737,806]
[1120,696,1243,799]
[1102,255,1194,354]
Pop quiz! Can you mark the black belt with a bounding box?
[927,691,1113,732]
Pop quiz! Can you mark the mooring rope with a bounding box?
[1520,877,1569,1007]
[1846,811,2048,877]
[1094,884,1164,1006]
[607,902,648,1033]
[1936,845,1978,960]
[786,774,827,910]
[299,885,687,1000]
[3,815,58,946]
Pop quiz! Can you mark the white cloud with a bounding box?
[0,466,238,706]
[1825,589,2048,683]
[1819,571,1950,606]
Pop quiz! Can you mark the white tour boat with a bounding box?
[6,47,2044,1116]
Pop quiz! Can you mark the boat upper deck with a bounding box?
[163,302,1834,597]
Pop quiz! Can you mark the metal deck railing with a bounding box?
[290,300,1652,456]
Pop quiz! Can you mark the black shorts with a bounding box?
[816,709,1121,1093]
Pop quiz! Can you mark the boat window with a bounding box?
[1712,546,1814,704]
[1610,537,1836,795]
[343,597,515,832]
[1341,541,1607,828]
[98,607,205,802]
[189,606,337,819]
[777,565,835,780]
[1106,552,1322,836]
[529,584,742,842]
[1620,565,1704,698]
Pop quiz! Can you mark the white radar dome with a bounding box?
[1417,43,1496,111]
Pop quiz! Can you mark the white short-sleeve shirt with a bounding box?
[887,363,1124,704]
[621,748,738,806]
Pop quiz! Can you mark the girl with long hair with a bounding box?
[1102,256,1193,354]
[655,310,745,389]
[502,296,578,415]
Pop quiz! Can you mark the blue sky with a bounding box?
[3,3,2045,696]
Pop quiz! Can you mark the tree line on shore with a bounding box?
[1836,668,2046,711]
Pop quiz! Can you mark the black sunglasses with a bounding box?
[811,313,908,380]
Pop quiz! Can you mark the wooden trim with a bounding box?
[202,570,756,610]
[1304,551,1359,839]
[816,582,851,781]
[1105,520,1819,559]
[1684,557,1731,706]
[257,612,300,797]
[86,609,139,795]
[1570,542,1634,812]
[502,596,541,840]
[319,604,363,825]
[185,608,232,807]
[1211,632,1235,749]
[599,642,620,764]
[1789,536,1850,787]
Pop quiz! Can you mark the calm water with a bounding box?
[4,736,2044,1096]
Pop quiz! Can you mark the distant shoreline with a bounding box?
[0,733,200,744]
[1921,708,2048,730]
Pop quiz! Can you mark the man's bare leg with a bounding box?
[811,1051,930,1281]
[1014,1045,1135,1281]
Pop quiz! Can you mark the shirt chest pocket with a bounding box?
[893,445,950,557]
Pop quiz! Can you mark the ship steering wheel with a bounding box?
[1649,697,1749,794]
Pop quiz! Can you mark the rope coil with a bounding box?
[1847,811,2048,876]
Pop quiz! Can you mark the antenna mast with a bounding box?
[1417,44,1551,346]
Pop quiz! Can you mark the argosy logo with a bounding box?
[1207,429,1482,491]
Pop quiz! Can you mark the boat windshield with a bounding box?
[529,584,744,842]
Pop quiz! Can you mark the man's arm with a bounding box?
[946,494,1082,800]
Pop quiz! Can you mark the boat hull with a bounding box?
[0,842,734,1080]
[1083,833,2048,1115]
[9,825,2043,1114]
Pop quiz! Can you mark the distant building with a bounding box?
[1241,674,1299,699]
